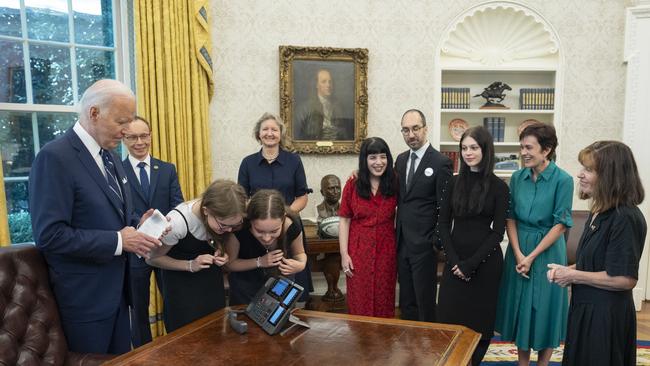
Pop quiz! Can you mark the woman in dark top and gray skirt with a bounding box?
[548,141,647,366]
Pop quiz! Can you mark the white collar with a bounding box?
[73,121,102,158]
[128,154,151,169]
[410,141,430,159]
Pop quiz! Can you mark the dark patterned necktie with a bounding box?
[406,152,418,188]
[137,161,150,198]
[100,149,123,202]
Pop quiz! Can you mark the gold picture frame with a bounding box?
[279,45,368,154]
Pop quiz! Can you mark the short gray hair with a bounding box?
[252,112,286,148]
[77,79,135,119]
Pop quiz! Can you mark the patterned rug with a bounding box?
[480,338,650,365]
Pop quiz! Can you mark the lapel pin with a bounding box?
[153,165,159,170]
[424,167,434,177]
[122,177,128,184]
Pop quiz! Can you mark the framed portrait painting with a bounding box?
[279,45,368,154]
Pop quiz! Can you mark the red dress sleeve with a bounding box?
[338,177,356,218]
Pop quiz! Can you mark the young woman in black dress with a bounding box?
[147,179,247,331]
[437,126,509,365]
[548,141,646,365]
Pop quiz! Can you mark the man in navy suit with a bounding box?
[394,109,452,322]
[122,116,184,347]
[29,79,161,354]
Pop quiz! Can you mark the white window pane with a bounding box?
[29,44,73,105]
[0,0,22,37]
[0,111,34,178]
[76,47,115,96]
[37,111,76,147]
[25,0,69,42]
[0,39,26,103]
[73,0,113,47]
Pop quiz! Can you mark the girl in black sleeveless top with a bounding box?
[225,189,307,305]
[147,179,247,331]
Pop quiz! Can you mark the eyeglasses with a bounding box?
[213,216,244,231]
[400,125,424,135]
[124,133,151,142]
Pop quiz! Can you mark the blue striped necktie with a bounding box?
[100,149,123,203]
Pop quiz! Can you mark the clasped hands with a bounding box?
[451,264,470,282]
[546,263,573,287]
[259,249,303,275]
[189,249,229,272]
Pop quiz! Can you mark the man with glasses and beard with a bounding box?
[394,109,452,322]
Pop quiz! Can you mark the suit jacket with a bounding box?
[29,128,137,323]
[394,145,452,255]
[123,156,184,268]
[295,96,354,140]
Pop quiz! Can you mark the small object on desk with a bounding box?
[448,118,469,141]
[228,311,248,334]
[318,216,340,239]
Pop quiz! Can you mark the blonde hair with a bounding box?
[252,112,287,149]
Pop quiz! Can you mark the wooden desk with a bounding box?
[106,308,479,366]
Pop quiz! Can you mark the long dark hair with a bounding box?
[452,126,495,216]
[356,137,396,199]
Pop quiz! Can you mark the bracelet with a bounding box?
[256,257,261,268]
[188,259,194,273]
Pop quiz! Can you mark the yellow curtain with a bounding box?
[0,153,11,247]
[134,0,214,338]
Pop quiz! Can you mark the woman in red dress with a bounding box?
[339,137,398,317]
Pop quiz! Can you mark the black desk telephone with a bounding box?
[245,276,304,335]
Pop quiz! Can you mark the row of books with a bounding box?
[520,88,554,110]
[441,87,470,109]
[483,117,505,142]
[441,151,460,173]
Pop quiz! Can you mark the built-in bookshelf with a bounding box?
[433,1,563,178]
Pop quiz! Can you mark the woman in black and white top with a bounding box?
[147,179,247,331]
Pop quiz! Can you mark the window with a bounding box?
[0,0,131,243]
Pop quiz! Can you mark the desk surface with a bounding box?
[106,308,479,366]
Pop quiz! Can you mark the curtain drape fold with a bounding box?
[134,0,214,338]
[0,153,11,247]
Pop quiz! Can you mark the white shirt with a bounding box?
[162,200,208,246]
[405,141,431,182]
[128,154,151,184]
[72,122,123,256]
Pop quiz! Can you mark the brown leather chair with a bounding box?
[0,244,116,366]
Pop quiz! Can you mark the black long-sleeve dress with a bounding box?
[562,206,647,366]
[437,172,509,339]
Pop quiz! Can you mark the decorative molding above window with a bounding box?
[440,1,560,67]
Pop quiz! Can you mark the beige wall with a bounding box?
[210,0,627,216]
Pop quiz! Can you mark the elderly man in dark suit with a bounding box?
[122,115,184,347]
[29,79,161,354]
[394,109,452,322]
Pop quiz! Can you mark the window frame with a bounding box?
[0,0,134,243]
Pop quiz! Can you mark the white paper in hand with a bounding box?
[137,209,167,239]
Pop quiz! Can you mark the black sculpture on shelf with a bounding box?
[474,81,512,109]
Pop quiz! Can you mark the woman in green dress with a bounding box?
[495,122,573,366]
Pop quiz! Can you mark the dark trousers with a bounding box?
[128,254,163,348]
[62,296,131,354]
[397,242,437,322]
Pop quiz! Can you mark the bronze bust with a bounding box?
[316,174,341,238]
